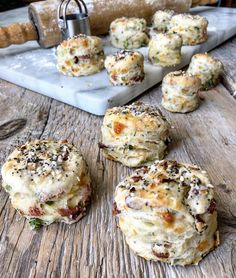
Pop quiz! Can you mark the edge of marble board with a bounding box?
[0,7,236,115]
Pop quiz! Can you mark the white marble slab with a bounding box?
[0,7,236,115]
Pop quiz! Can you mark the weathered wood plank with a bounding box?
[0,38,236,278]
[211,36,236,97]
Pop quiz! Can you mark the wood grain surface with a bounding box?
[0,36,236,278]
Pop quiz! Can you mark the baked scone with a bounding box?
[110,17,149,49]
[105,50,145,86]
[168,14,208,45]
[148,33,182,67]
[152,10,175,33]
[57,34,104,76]
[162,71,201,113]
[113,159,219,266]
[1,140,91,229]
[99,102,171,167]
[187,53,224,90]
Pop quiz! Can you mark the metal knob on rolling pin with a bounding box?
[57,0,91,39]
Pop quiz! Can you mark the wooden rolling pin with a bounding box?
[0,0,218,49]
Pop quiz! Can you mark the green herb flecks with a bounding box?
[29,218,43,230]
[5,184,12,192]
[123,39,129,49]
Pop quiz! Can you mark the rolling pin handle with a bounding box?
[0,22,38,48]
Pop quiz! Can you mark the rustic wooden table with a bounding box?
[0,36,236,278]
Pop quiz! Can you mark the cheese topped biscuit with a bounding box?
[57,34,104,76]
[168,14,208,45]
[100,102,171,167]
[110,17,149,49]
[1,140,91,229]
[148,33,182,67]
[105,50,145,86]
[152,10,175,33]
[114,160,219,265]
[162,71,201,113]
[187,53,224,90]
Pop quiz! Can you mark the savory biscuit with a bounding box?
[113,160,219,265]
[168,14,208,45]
[110,17,149,49]
[1,140,91,229]
[187,53,224,90]
[99,102,171,167]
[152,10,175,33]
[162,71,201,113]
[57,34,104,76]
[105,50,145,86]
[148,33,182,67]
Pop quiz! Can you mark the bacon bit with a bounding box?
[161,212,174,223]
[156,174,173,183]
[130,75,144,82]
[113,121,127,134]
[112,202,121,216]
[207,199,216,214]
[98,142,108,149]
[28,207,44,216]
[153,251,169,259]
[60,139,68,144]
[58,206,83,219]
[131,176,142,182]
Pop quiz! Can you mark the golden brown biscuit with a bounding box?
[168,14,208,45]
[148,33,182,67]
[187,53,224,90]
[105,50,145,86]
[57,34,104,76]
[162,71,201,113]
[110,17,149,49]
[152,10,175,33]
[100,102,171,167]
[114,159,219,265]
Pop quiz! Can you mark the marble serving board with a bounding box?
[0,7,236,116]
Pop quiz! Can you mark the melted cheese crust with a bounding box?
[110,17,149,49]
[100,102,170,167]
[187,53,224,90]
[114,160,219,265]
[57,35,104,76]
[162,70,201,113]
[2,140,91,226]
